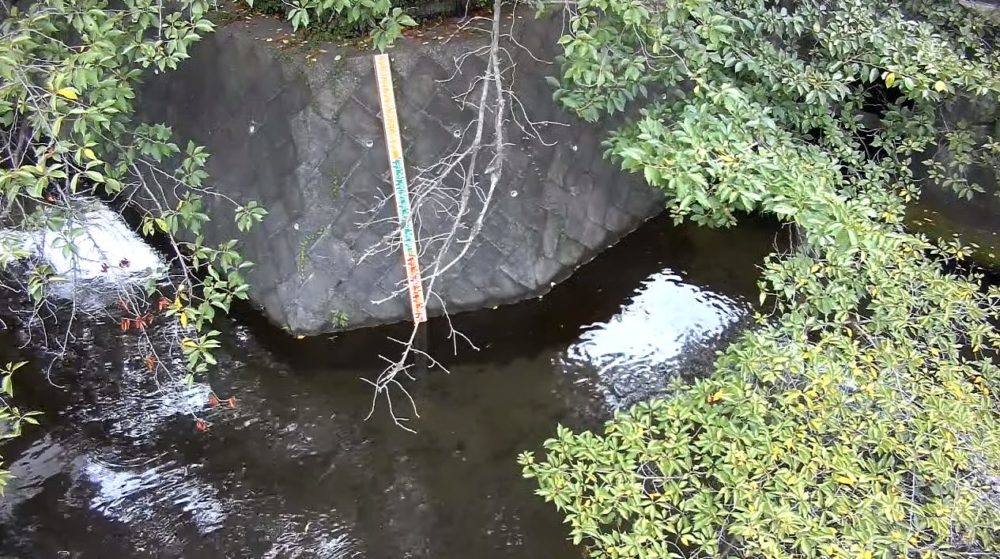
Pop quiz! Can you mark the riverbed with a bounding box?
[0,214,777,558]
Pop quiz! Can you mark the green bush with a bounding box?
[0,0,266,478]
[244,0,493,48]
[246,0,416,50]
[250,0,287,15]
[520,0,1000,557]
[0,362,39,494]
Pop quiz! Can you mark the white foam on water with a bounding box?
[8,198,165,307]
[36,204,161,281]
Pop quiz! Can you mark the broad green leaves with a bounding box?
[250,0,416,51]
[0,361,41,494]
[372,8,417,52]
[524,0,1000,557]
[0,0,267,470]
[235,201,268,232]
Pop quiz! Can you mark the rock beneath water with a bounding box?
[137,13,662,335]
[1,198,164,311]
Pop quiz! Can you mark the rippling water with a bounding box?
[0,214,778,558]
[563,270,747,410]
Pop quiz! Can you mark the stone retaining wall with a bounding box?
[138,11,663,334]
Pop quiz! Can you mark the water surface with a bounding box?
[0,214,778,558]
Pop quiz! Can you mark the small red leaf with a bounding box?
[226,397,236,410]
[208,394,220,408]
[195,419,208,432]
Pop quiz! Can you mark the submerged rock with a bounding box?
[2,198,164,310]
[137,12,662,335]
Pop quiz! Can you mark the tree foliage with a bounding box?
[0,0,265,484]
[521,0,1000,556]
[0,361,39,494]
[246,0,416,50]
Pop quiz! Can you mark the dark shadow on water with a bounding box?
[0,213,781,559]
[234,213,781,371]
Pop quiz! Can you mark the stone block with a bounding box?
[136,12,663,334]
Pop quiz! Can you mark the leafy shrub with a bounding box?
[246,0,416,50]
[0,362,39,494]
[251,0,288,15]
[520,0,1000,557]
[0,0,266,478]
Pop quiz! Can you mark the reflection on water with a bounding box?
[83,458,226,532]
[0,214,778,558]
[564,270,746,409]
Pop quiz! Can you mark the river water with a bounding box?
[0,214,777,558]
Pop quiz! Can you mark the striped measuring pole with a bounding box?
[373,54,427,324]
